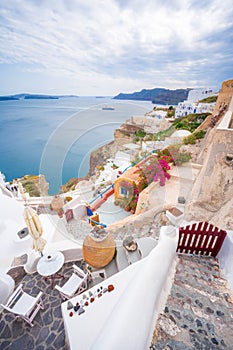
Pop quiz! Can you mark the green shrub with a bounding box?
[111,163,119,169]
[183,134,196,144]
[122,131,130,137]
[183,129,206,144]
[167,110,175,117]
[194,130,206,139]
[29,189,40,197]
[160,144,191,164]
[135,129,146,139]
[198,95,218,103]
[96,165,105,171]
[174,152,192,164]
[173,113,210,133]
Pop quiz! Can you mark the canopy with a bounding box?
[24,206,46,253]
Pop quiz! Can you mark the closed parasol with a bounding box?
[24,206,46,254]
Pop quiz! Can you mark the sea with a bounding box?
[0,96,153,194]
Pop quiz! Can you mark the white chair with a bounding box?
[0,284,44,327]
[0,274,15,311]
[55,264,88,300]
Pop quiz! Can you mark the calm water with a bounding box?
[0,97,152,193]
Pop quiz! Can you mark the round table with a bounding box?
[82,234,116,268]
[37,251,65,289]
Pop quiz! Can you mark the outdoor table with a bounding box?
[82,234,116,269]
[37,251,65,289]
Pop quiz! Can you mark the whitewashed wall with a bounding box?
[217,230,233,291]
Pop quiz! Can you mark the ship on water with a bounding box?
[102,106,115,110]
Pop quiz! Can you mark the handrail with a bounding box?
[88,218,107,228]
[88,149,158,209]
[89,184,114,205]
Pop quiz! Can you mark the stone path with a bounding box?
[109,213,162,241]
[0,260,89,350]
[150,254,233,350]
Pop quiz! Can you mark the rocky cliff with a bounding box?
[20,174,49,197]
[89,141,117,175]
[89,116,155,174]
[185,79,233,229]
[197,79,233,131]
[113,87,190,104]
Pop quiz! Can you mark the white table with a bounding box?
[37,251,65,289]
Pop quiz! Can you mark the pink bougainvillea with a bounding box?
[139,155,171,187]
[117,155,171,212]
[152,156,171,186]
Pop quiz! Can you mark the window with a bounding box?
[120,187,129,197]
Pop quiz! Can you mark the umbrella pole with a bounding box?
[40,252,43,257]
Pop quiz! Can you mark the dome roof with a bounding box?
[171,129,191,137]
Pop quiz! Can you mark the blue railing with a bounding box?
[89,183,114,205]
[88,150,157,206]
[88,217,107,228]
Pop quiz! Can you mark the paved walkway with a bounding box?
[66,210,162,242]
[150,254,233,349]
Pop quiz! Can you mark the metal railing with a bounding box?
[89,184,114,205]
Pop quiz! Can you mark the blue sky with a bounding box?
[0,0,232,96]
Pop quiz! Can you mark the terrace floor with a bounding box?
[0,260,87,350]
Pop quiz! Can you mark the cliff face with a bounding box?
[185,80,233,230]
[114,123,142,147]
[20,174,49,197]
[89,120,149,174]
[213,79,233,115]
[89,141,117,175]
[197,79,233,131]
[113,87,190,104]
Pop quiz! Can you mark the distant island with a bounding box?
[0,96,19,101]
[113,87,191,105]
[0,93,79,101]
[24,94,59,100]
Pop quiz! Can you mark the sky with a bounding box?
[0,0,232,96]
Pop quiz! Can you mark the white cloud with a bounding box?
[0,0,232,94]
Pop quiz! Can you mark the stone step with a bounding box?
[178,254,219,267]
[150,254,233,349]
[174,270,226,295]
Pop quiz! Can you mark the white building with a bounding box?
[175,88,218,118]
[188,88,216,103]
